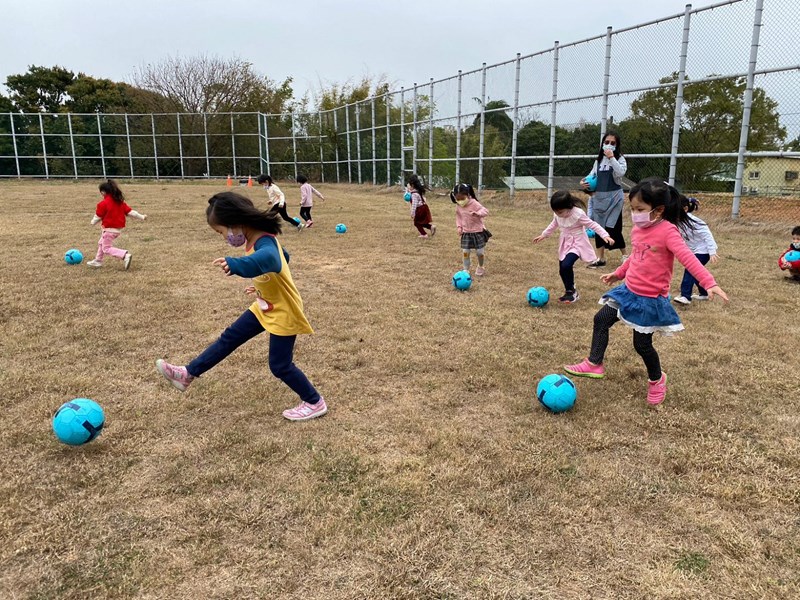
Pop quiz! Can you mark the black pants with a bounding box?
[271,204,298,226]
[595,213,626,250]
[299,207,312,222]
[559,252,580,291]
[588,304,661,380]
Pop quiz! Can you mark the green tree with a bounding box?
[5,65,75,112]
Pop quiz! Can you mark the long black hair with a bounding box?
[407,174,426,198]
[549,190,586,212]
[206,192,281,234]
[450,182,477,203]
[99,179,124,203]
[629,177,693,232]
[597,132,622,164]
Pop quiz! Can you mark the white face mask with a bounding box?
[602,144,616,153]
[792,241,800,250]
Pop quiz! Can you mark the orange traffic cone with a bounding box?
[226,175,232,187]
[247,176,253,187]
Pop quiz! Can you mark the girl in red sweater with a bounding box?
[564,178,729,406]
[88,180,146,269]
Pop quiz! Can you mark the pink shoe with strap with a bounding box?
[282,397,328,421]
[156,359,195,392]
[647,372,667,405]
[564,358,605,379]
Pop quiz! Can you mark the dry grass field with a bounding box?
[1,181,799,600]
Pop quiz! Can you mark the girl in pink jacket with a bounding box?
[533,191,614,303]
[451,183,490,276]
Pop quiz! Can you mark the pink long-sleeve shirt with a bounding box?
[614,220,717,298]
[540,207,610,262]
[455,198,489,233]
[300,182,324,207]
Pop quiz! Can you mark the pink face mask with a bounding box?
[631,209,658,228]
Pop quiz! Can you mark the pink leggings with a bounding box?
[95,230,127,262]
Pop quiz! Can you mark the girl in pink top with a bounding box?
[533,191,615,303]
[451,183,490,276]
[564,178,729,406]
[296,174,324,228]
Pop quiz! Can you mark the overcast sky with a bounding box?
[1,0,708,101]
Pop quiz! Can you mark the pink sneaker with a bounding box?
[647,372,667,405]
[156,359,195,392]
[418,234,429,238]
[564,358,605,379]
[475,266,485,276]
[283,396,328,421]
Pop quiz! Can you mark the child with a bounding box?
[156,192,327,421]
[87,179,146,269]
[297,174,325,228]
[673,196,719,304]
[407,174,436,238]
[564,178,729,405]
[779,225,800,282]
[533,190,615,303]
[451,183,490,276]
[257,174,304,230]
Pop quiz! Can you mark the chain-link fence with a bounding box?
[1,0,798,221]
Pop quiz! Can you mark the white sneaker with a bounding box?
[430,223,437,237]
[123,253,132,270]
[86,260,103,267]
[673,295,691,305]
[692,294,709,301]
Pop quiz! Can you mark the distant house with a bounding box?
[503,175,636,192]
[743,157,800,196]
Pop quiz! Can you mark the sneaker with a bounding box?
[691,294,709,301]
[430,224,437,237]
[564,358,605,379]
[621,254,629,263]
[123,252,132,270]
[647,372,668,405]
[586,260,606,269]
[305,220,313,228]
[86,260,103,267]
[155,359,195,392]
[475,266,485,277]
[296,222,305,230]
[673,295,691,305]
[283,396,328,421]
[559,289,579,304]
[418,234,429,238]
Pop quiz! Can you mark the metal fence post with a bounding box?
[97,113,106,179]
[124,114,134,178]
[67,113,78,179]
[345,104,352,183]
[333,109,340,183]
[319,111,325,183]
[386,94,391,186]
[9,113,20,178]
[355,102,362,183]
[400,87,405,177]
[428,78,434,187]
[38,113,49,179]
[203,113,211,177]
[256,112,263,178]
[456,70,463,185]
[510,54,522,198]
[668,5,692,185]
[412,83,419,176]
[291,111,298,181]
[732,0,764,219]
[229,114,236,178]
[600,27,613,144]
[547,43,560,200]
[150,114,159,180]
[263,113,271,175]
[478,63,487,191]
[371,97,377,185]
[177,114,185,179]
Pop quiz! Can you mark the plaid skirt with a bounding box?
[461,229,491,250]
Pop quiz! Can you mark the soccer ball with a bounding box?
[335,223,347,234]
[64,249,83,265]
[536,374,576,413]
[784,250,800,263]
[586,228,596,238]
[452,270,472,291]
[526,286,549,307]
[403,192,412,202]
[584,173,598,192]
[52,398,105,445]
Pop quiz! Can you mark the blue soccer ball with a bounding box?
[64,249,83,265]
[526,286,549,307]
[452,270,472,291]
[586,228,596,238]
[536,374,577,413]
[784,250,800,263]
[403,192,412,202]
[52,398,105,445]
[335,223,347,234]
[584,173,598,192]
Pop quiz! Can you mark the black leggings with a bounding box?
[299,207,312,222]
[588,304,661,380]
[559,252,580,291]
[595,213,626,250]
[271,204,298,225]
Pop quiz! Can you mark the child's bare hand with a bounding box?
[244,286,256,296]
[780,258,790,269]
[601,273,620,285]
[212,257,231,275]
[710,254,719,264]
[603,236,614,246]
[532,235,545,244]
[706,285,729,303]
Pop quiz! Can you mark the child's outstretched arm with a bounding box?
[533,217,558,243]
[311,186,325,201]
[577,212,614,246]
[666,226,728,301]
[128,209,147,220]
[213,237,284,277]
[90,215,101,225]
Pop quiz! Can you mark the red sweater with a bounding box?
[614,220,717,298]
[95,195,132,229]
[778,246,800,271]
